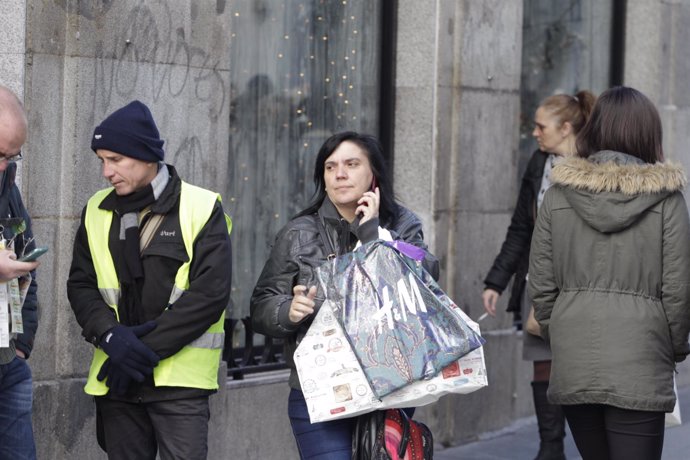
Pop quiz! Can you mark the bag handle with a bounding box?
[139,211,164,253]
[316,215,337,259]
[396,409,412,458]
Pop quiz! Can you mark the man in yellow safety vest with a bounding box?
[67,100,232,460]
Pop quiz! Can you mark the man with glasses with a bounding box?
[0,84,41,460]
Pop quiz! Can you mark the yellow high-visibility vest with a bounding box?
[82,181,231,395]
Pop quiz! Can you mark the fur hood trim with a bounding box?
[552,155,687,195]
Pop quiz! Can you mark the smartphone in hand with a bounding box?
[19,247,48,262]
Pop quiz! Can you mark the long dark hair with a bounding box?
[576,86,664,163]
[296,131,399,225]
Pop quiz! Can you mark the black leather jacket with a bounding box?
[251,198,439,389]
[484,150,548,318]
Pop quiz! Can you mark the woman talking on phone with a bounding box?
[250,131,439,459]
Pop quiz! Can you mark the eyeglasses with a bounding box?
[0,151,22,164]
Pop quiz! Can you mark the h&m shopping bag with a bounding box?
[294,299,381,423]
[380,305,488,409]
[294,297,488,423]
[315,240,484,398]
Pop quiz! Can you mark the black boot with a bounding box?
[532,381,566,460]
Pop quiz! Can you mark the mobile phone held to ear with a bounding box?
[19,247,48,262]
[370,177,377,192]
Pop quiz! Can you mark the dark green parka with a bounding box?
[529,150,690,412]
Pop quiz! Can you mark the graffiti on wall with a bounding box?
[83,3,229,186]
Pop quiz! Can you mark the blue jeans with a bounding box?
[288,389,414,460]
[0,357,36,460]
[288,389,355,460]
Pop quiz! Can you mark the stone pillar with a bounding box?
[394,0,530,445]
[0,0,25,95]
[626,0,690,176]
[625,0,690,385]
[0,0,27,193]
[21,2,232,457]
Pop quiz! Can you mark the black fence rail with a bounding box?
[223,318,287,380]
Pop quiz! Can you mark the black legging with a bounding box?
[563,404,665,460]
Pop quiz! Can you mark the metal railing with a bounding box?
[223,318,287,380]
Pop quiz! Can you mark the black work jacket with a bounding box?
[0,163,38,358]
[484,150,548,316]
[67,165,232,401]
[250,198,439,390]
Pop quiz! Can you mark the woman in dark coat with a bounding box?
[251,131,439,459]
[482,91,596,460]
[529,86,690,460]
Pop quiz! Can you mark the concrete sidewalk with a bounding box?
[433,384,690,459]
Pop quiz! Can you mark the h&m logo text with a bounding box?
[372,273,428,333]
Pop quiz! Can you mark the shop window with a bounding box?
[519,0,618,169]
[226,0,384,322]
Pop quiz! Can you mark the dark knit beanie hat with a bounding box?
[91,100,165,162]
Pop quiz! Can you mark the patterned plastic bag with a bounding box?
[315,240,484,397]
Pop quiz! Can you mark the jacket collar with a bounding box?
[99,163,182,213]
[551,150,687,195]
[0,163,17,198]
[317,197,362,231]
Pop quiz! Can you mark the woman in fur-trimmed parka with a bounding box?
[529,86,690,460]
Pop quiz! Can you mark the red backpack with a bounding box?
[352,409,434,460]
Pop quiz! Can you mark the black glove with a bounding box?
[97,359,133,396]
[100,321,160,381]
